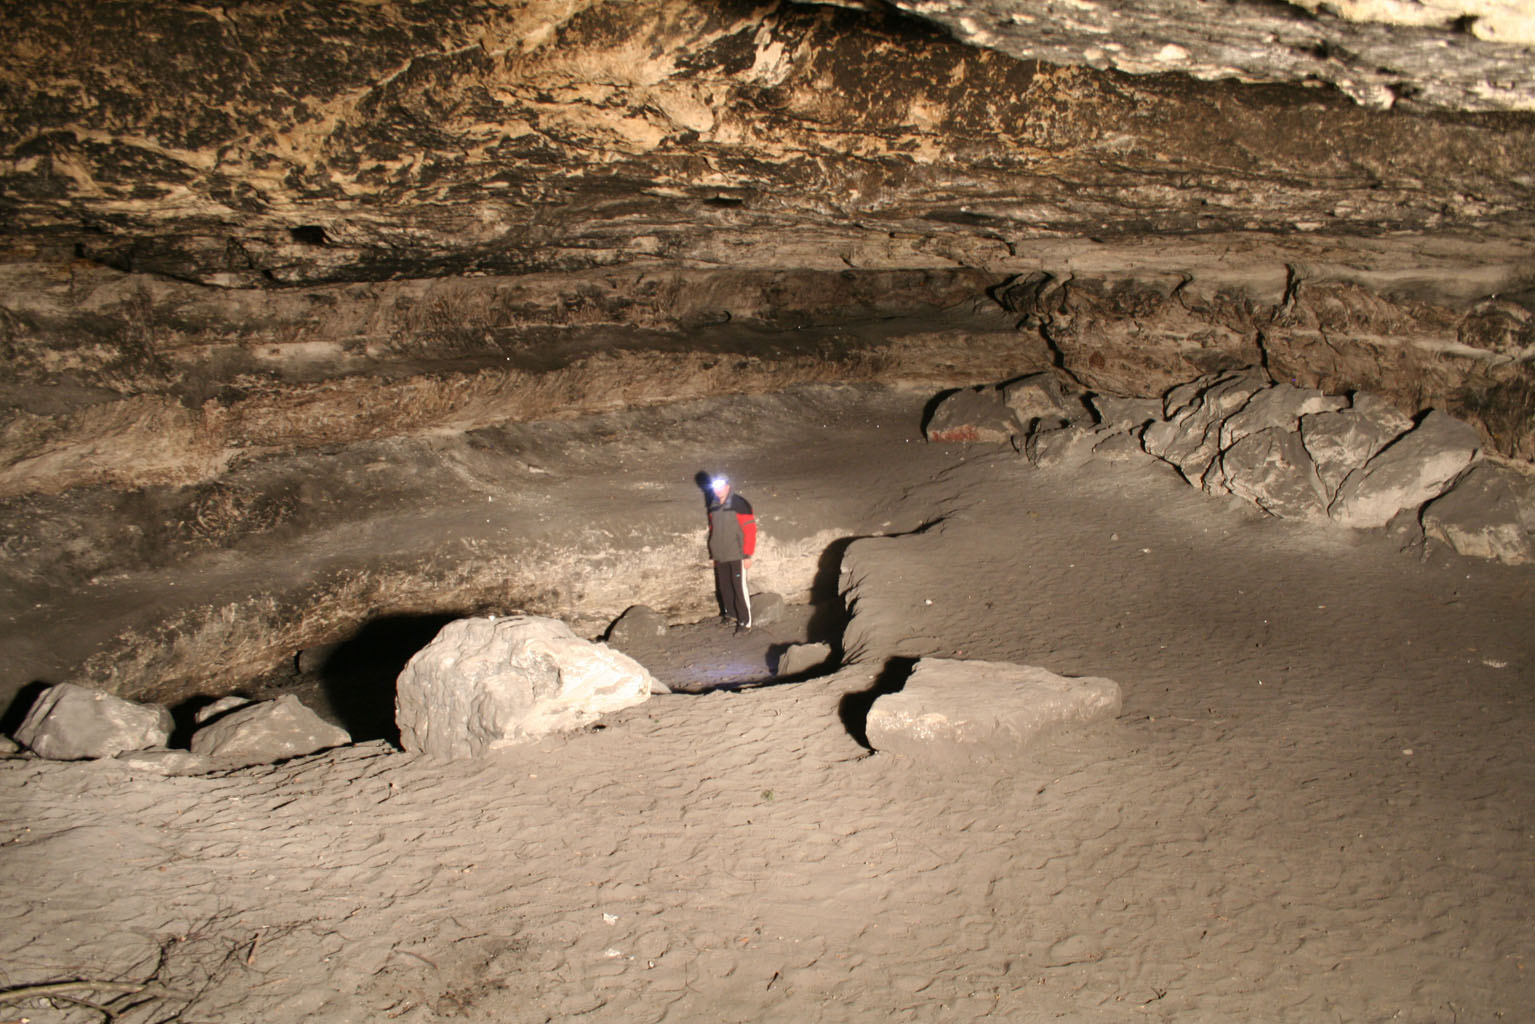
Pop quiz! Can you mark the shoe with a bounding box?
[734,623,750,635]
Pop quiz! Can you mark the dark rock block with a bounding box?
[748,591,785,626]
[1422,462,1535,565]
[925,386,1018,444]
[776,642,834,677]
[606,605,669,646]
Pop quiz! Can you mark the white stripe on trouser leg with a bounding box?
[740,565,752,627]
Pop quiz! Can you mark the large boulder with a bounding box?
[13,683,173,761]
[395,615,657,760]
[865,659,1121,761]
[924,386,1018,444]
[1217,427,1329,520]
[1421,462,1535,565]
[1299,398,1414,500]
[1329,410,1482,528]
[1143,371,1268,487]
[189,694,350,765]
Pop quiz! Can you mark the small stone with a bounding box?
[1000,372,1077,430]
[776,642,834,677]
[194,695,254,725]
[605,605,668,646]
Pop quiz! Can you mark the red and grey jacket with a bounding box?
[707,493,756,562]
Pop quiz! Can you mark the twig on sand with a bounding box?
[0,979,191,1021]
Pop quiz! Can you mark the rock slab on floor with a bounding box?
[189,694,351,765]
[396,615,658,760]
[13,682,173,761]
[866,659,1122,760]
[925,386,1018,444]
[1421,462,1535,565]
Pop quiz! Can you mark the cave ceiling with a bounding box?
[0,0,1530,283]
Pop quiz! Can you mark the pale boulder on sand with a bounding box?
[396,615,659,760]
[866,658,1122,760]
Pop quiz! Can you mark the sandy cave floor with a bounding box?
[1,390,1533,1024]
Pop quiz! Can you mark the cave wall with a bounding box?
[1,0,1533,701]
[2,0,1532,474]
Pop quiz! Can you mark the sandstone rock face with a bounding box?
[1422,462,1535,564]
[189,695,351,765]
[1300,404,1415,500]
[1219,428,1330,521]
[882,0,1535,112]
[13,683,173,761]
[1329,411,1483,528]
[865,659,1122,760]
[925,387,1018,444]
[1143,371,1269,487]
[396,616,657,760]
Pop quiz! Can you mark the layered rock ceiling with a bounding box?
[4,0,1534,486]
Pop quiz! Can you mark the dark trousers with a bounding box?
[713,560,752,626]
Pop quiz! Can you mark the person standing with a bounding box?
[706,475,756,632]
